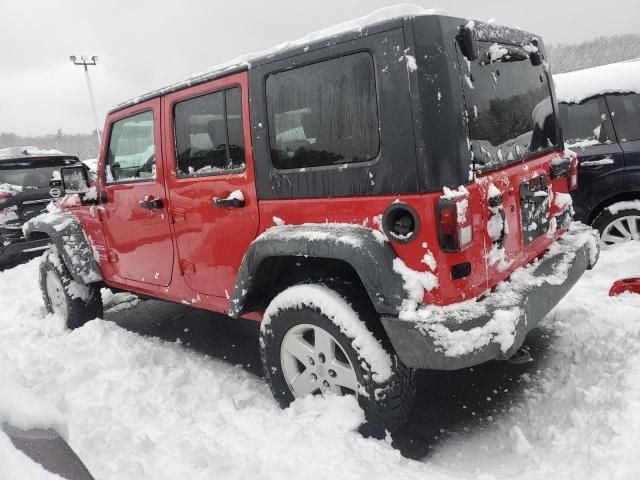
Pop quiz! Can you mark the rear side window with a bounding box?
[106,111,156,183]
[606,93,640,142]
[266,52,379,169]
[174,87,245,177]
[558,98,614,148]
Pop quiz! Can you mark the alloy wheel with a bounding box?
[45,270,68,319]
[601,215,640,247]
[280,323,360,398]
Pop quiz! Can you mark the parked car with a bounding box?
[554,60,640,246]
[0,147,81,268]
[25,12,598,431]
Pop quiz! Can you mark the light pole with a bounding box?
[70,55,101,146]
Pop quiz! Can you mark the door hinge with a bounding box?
[171,208,186,223]
[91,206,109,220]
[180,259,196,274]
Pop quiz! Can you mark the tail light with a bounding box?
[569,154,578,191]
[437,194,473,252]
[550,150,578,191]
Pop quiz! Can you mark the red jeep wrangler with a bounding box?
[26,12,599,431]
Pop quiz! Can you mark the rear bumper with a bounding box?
[381,222,599,370]
[0,236,51,266]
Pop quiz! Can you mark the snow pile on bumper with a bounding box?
[382,222,599,369]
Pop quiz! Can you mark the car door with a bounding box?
[606,93,640,191]
[163,72,259,298]
[558,96,623,221]
[99,99,174,286]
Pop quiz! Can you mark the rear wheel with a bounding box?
[39,248,103,329]
[260,284,415,434]
[593,207,640,247]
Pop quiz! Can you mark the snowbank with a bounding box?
[1,241,640,479]
[554,59,640,104]
[0,350,66,436]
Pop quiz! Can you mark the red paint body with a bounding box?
[69,71,575,319]
[609,278,640,297]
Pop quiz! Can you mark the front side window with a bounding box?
[106,111,156,183]
[266,52,379,169]
[606,93,640,142]
[558,98,613,148]
[174,87,245,177]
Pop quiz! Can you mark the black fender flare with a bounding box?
[228,224,405,317]
[23,212,104,285]
[586,187,640,224]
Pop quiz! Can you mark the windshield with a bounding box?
[0,157,78,190]
[462,41,561,171]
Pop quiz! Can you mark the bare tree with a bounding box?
[547,33,640,73]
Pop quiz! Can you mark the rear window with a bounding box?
[0,157,77,190]
[266,52,379,170]
[463,41,561,170]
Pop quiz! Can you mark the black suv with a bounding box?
[555,60,640,246]
[0,148,81,267]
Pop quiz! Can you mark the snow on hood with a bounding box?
[554,59,640,104]
[0,183,22,195]
[0,146,67,160]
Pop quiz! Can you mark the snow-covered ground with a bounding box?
[1,243,640,479]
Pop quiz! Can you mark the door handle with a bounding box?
[213,197,245,208]
[139,195,163,210]
[580,156,615,168]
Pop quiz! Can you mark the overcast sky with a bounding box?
[1,0,638,136]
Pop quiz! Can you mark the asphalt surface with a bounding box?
[107,298,553,460]
[3,424,94,480]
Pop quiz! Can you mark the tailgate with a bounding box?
[457,33,573,285]
[475,154,573,286]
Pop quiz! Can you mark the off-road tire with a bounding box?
[260,284,416,434]
[39,248,103,329]
[592,206,640,247]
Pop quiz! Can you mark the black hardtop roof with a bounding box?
[111,13,539,114]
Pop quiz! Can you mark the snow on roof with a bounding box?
[183,3,448,76]
[0,146,68,160]
[114,4,448,112]
[554,59,640,104]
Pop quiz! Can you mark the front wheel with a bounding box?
[592,206,640,247]
[39,248,103,329]
[260,284,415,433]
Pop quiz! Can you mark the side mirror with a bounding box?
[528,38,543,66]
[49,170,63,188]
[60,165,91,194]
